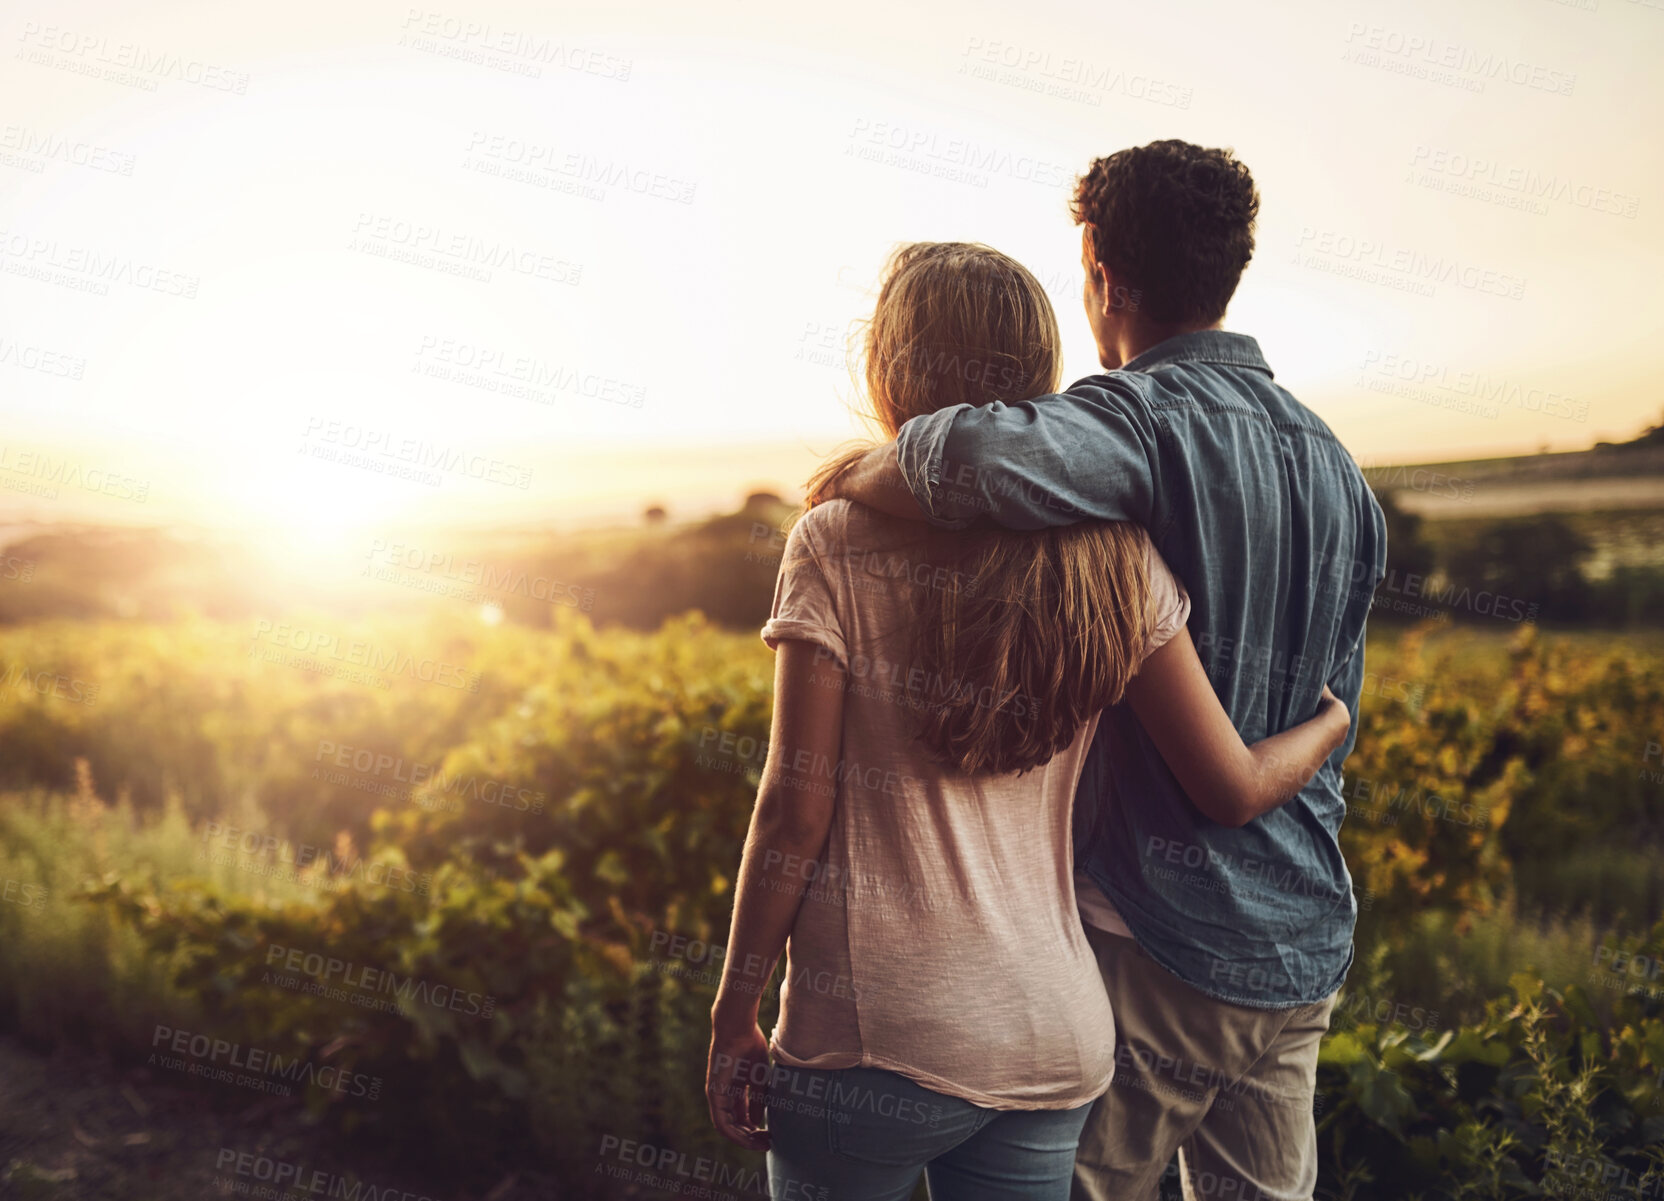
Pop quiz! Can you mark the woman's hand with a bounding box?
[1318,685,1352,749]
[703,639,845,1151]
[1126,630,1359,826]
[706,1015,772,1151]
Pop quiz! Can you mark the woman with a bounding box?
[705,243,1349,1200]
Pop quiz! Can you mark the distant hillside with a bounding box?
[0,494,802,631]
[1362,424,1664,520]
[1380,434,1664,482]
[5,423,1661,631]
[1362,423,1664,612]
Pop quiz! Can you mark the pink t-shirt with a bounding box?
[759,499,1190,1110]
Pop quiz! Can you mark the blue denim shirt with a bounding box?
[895,331,1387,1008]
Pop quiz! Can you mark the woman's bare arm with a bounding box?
[706,639,846,1150]
[1126,627,1351,828]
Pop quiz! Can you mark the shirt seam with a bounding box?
[1106,371,1344,457]
[796,506,850,639]
[1124,391,1346,444]
[1121,332,1273,377]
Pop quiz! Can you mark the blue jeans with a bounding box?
[766,1065,1094,1201]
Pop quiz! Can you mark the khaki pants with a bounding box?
[1071,928,1336,1201]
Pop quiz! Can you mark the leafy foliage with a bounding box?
[2,614,1662,1197]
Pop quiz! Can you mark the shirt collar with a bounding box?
[1120,330,1273,378]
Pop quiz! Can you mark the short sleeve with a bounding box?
[1142,535,1191,659]
[760,507,849,670]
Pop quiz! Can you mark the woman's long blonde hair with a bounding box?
[805,242,1154,776]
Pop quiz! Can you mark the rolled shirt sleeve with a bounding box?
[1141,537,1192,659]
[894,376,1164,532]
[760,507,849,670]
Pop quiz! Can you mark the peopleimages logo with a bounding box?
[1643,740,1663,786]
[264,943,496,1019]
[251,619,483,692]
[0,336,88,380]
[648,928,864,1002]
[1358,351,1588,422]
[463,131,696,205]
[957,36,1194,109]
[151,1025,382,1098]
[413,335,645,410]
[398,9,633,81]
[809,645,1042,720]
[0,228,200,297]
[16,22,252,93]
[347,213,582,288]
[1337,990,1441,1031]
[1319,550,1540,625]
[312,739,545,813]
[214,1148,442,1199]
[1357,462,1476,503]
[302,416,533,490]
[1143,836,1351,904]
[1341,22,1576,96]
[1345,775,1488,829]
[1,878,48,911]
[198,821,433,895]
[1293,229,1526,300]
[1409,146,1639,219]
[845,118,1071,190]
[0,446,147,500]
[596,1134,806,1198]
[0,660,99,705]
[0,124,136,174]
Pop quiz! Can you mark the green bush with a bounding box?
[1319,937,1664,1199]
[3,615,1662,1198]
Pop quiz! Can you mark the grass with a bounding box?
[1511,842,1664,932]
[0,766,324,1053]
[1,770,1633,1050]
[1366,621,1664,662]
[1353,900,1609,1028]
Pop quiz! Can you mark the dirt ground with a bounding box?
[0,1036,561,1201]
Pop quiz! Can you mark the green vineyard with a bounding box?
[1,614,1662,1199]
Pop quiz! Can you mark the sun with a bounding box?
[216,451,422,563]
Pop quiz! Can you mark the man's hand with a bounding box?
[813,442,927,520]
[707,1016,772,1150]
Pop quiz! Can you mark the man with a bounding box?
[823,140,1387,1200]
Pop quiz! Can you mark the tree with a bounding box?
[1443,516,1591,622]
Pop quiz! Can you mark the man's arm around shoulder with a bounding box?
[816,442,926,521]
[822,377,1161,531]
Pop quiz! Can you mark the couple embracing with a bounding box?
[707,139,1387,1201]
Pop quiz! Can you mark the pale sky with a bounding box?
[1,0,1660,534]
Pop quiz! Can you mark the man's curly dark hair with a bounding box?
[1070,140,1259,327]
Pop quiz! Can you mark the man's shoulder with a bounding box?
[1049,371,1170,429]
[1061,370,1153,405]
[1272,382,1346,442]
[1066,361,1272,421]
